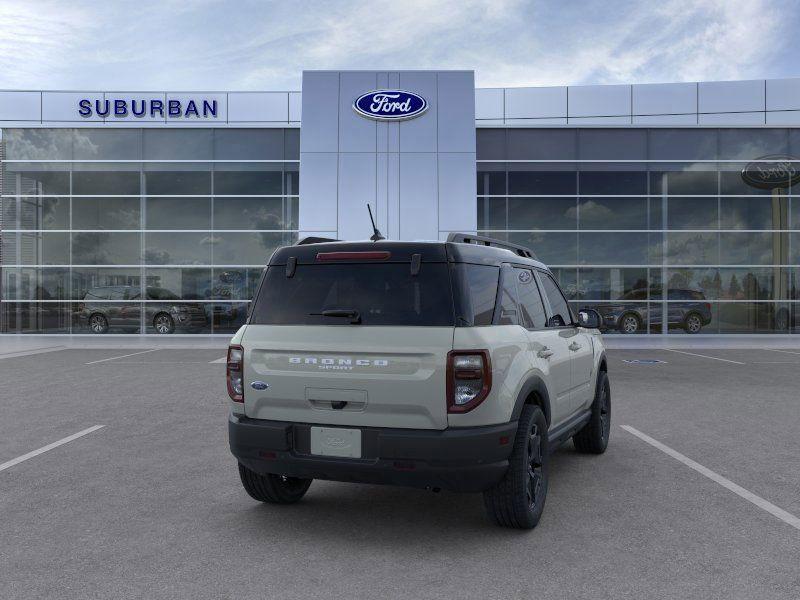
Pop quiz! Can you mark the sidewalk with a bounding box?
[1,334,799,352]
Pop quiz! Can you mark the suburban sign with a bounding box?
[78,98,219,119]
[352,90,428,121]
[741,155,800,190]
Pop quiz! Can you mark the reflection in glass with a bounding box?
[72,171,140,195]
[666,232,718,265]
[0,302,71,333]
[720,232,782,265]
[508,197,577,230]
[144,268,212,300]
[145,171,211,195]
[214,170,282,195]
[71,268,142,301]
[508,171,575,195]
[577,197,647,230]
[206,302,249,334]
[213,197,286,230]
[145,197,211,230]
[210,232,295,265]
[144,233,213,265]
[578,268,649,300]
[503,232,578,265]
[578,232,653,265]
[72,232,141,265]
[72,197,140,230]
[20,196,70,230]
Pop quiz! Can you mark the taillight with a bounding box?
[447,350,491,413]
[227,344,244,402]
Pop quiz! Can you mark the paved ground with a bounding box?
[1,345,799,599]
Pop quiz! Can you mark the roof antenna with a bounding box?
[367,204,385,241]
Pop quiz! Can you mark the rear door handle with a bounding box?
[537,347,554,359]
[569,342,581,351]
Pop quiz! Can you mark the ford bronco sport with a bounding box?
[228,233,610,529]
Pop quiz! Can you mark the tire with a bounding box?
[683,312,703,334]
[483,405,549,529]
[618,313,641,334]
[238,463,312,504]
[573,371,611,454]
[153,313,175,334]
[88,313,108,334]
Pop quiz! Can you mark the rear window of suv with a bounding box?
[250,263,455,326]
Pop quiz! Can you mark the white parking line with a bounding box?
[763,348,800,356]
[0,425,105,473]
[621,425,800,531]
[663,349,745,365]
[210,356,227,364]
[85,349,159,365]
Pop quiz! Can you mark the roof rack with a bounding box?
[446,233,536,259]
[296,236,340,245]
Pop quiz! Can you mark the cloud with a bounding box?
[0,0,795,91]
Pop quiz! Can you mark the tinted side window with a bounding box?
[540,273,572,326]
[514,268,547,329]
[495,267,519,326]
[452,264,499,326]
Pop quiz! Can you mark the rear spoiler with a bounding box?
[296,236,339,245]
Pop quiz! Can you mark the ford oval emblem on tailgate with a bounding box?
[250,381,269,390]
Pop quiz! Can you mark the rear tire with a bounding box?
[483,405,549,529]
[153,313,175,334]
[88,313,108,334]
[238,463,312,504]
[618,313,641,334]
[573,371,611,454]
[683,313,703,334]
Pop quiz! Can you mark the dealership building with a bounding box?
[0,70,799,336]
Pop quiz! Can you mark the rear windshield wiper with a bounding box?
[310,309,362,324]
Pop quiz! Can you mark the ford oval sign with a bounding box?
[353,90,428,121]
[741,155,800,190]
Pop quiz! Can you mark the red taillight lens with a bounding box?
[316,251,391,261]
[447,350,491,413]
[227,344,244,402]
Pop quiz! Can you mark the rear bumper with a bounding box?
[229,413,517,493]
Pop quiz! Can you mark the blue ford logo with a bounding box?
[250,381,269,390]
[353,90,428,121]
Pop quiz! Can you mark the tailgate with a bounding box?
[241,325,454,429]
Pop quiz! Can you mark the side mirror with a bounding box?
[578,309,601,329]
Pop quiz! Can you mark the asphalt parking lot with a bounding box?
[1,345,799,599]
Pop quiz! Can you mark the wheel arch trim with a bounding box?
[511,375,552,427]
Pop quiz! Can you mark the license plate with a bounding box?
[310,427,362,458]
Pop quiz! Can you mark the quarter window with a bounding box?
[495,267,519,326]
[514,268,547,329]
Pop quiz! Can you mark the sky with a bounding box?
[0,0,798,91]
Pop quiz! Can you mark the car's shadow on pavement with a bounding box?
[231,446,592,544]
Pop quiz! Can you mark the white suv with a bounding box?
[227,234,610,529]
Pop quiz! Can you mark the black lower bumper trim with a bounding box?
[229,414,517,493]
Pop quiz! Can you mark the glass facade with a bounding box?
[477,128,800,334]
[1,125,798,335]
[0,128,298,334]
